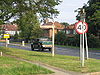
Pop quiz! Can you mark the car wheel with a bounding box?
[38,47,42,51]
[49,48,51,51]
[32,48,34,51]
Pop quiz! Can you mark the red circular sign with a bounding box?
[75,21,88,34]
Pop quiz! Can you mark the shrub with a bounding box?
[55,31,67,45]
[88,34,100,48]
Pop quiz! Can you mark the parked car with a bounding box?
[31,38,52,51]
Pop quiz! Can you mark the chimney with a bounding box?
[44,18,49,24]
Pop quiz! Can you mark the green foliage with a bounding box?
[17,11,43,42]
[55,31,67,45]
[67,35,79,46]
[0,0,61,42]
[13,31,19,40]
[55,31,100,48]
[88,34,100,48]
[0,0,61,23]
[85,0,100,36]
[76,0,100,36]
[61,22,69,26]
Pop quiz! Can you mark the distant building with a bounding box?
[40,19,76,38]
[40,21,65,38]
[0,24,20,36]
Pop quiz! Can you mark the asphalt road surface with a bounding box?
[0,42,100,59]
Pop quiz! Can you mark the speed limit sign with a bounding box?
[75,21,88,34]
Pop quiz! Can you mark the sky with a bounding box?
[54,0,89,24]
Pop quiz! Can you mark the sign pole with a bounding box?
[75,8,88,67]
[4,34,10,47]
[83,9,89,60]
[82,21,85,67]
[85,33,89,59]
[80,34,82,61]
[0,52,2,56]
[5,38,8,47]
[52,19,55,57]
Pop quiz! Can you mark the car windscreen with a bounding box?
[40,41,52,45]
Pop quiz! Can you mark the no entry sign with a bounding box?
[75,21,88,34]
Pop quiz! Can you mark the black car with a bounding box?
[31,39,52,51]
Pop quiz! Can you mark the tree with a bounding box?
[0,0,61,42]
[55,31,67,45]
[85,0,100,36]
[17,11,43,42]
[75,0,100,36]
[61,22,69,34]
[0,0,61,24]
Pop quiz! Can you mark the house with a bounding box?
[40,20,76,38]
[66,24,76,37]
[0,24,20,36]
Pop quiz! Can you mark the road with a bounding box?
[0,42,100,59]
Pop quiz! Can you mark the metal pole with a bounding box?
[85,33,89,59]
[52,20,55,56]
[82,9,85,67]
[82,21,85,67]
[83,10,89,59]
[22,41,25,46]
[80,34,82,61]
[5,38,8,47]
[0,52,2,56]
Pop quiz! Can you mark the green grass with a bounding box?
[0,56,53,75]
[0,46,100,73]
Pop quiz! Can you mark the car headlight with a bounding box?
[42,45,45,47]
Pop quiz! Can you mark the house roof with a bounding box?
[66,24,75,30]
[1,24,18,31]
[41,21,65,29]
[41,21,75,30]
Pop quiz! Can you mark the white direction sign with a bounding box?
[75,21,88,34]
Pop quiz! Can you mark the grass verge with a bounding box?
[0,55,53,75]
[0,46,100,73]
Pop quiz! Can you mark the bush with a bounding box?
[55,31,67,45]
[55,32,100,48]
[88,34,100,48]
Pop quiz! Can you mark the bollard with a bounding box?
[22,41,25,46]
[1,52,2,56]
[7,40,9,44]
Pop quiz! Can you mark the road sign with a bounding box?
[75,21,88,34]
[4,34,10,38]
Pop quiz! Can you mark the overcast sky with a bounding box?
[54,0,89,24]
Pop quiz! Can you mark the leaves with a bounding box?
[0,0,61,24]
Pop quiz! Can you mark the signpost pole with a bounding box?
[0,52,2,56]
[52,19,55,57]
[85,33,89,59]
[75,8,88,67]
[4,34,10,47]
[80,34,82,61]
[5,38,8,47]
[82,21,85,67]
[83,10,89,60]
